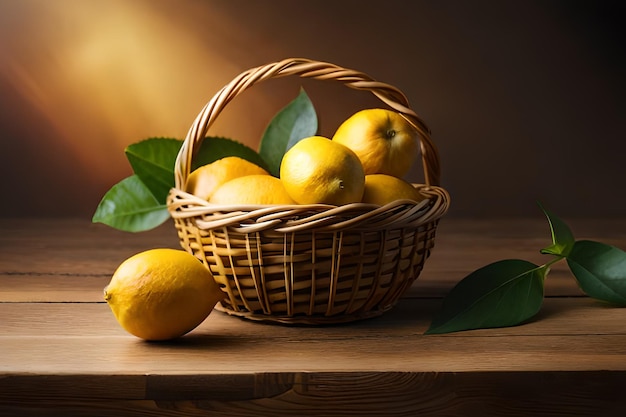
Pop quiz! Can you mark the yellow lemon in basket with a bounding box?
[361,174,424,206]
[186,156,269,201]
[332,108,419,178]
[209,174,296,205]
[280,136,365,205]
[104,248,224,341]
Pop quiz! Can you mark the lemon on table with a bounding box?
[332,108,418,178]
[279,136,365,205]
[361,174,424,206]
[209,174,296,205]
[104,248,224,341]
[185,156,269,201]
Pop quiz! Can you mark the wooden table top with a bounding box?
[1,217,625,416]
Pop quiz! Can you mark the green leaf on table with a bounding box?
[258,88,318,176]
[125,138,182,204]
[92,175,170,232]
[539,204,575,257]
[566,240,626,306]
[193,136,269,172]
[425,259,547,334]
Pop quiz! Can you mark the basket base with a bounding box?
[214,302,394,326]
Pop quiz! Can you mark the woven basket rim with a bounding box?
[168,183,449,234]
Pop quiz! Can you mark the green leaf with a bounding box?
[566,240,626,306]
[194,137,269,172]
[92,175,170,232]
[258,88,318,176]
[125,137,267,204]
[125,138,182,204]
[425,259,547,334]
[539,203,575,257]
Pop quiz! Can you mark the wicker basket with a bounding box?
[167,58,450,324]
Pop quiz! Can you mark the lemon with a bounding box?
[332,108,418,178]
[361,174,424,206]
[185,156,269,201]
[104,248,224,341]
[209,174,296,205]
[280,136,365,205]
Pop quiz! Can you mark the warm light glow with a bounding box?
[0,0,273,186]
[4,1,619,219]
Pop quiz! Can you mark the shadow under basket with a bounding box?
[167,58,451,325]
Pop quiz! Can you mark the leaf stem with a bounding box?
[539,254,565,281]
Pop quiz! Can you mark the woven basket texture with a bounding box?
[167,58,450,324]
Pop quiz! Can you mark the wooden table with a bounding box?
[1,217,625,416]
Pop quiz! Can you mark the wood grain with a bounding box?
[1,218,626,416]
[5,217,622,301]
[1,372,624,417]
[1,299,625,374]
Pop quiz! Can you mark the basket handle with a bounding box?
[174,57,441,189]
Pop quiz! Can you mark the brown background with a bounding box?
[0,0,624,220]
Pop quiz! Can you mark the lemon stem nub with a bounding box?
[385,129,397,140]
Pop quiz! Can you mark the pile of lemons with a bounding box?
[104,108,426,341]
[186,108,424,207]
